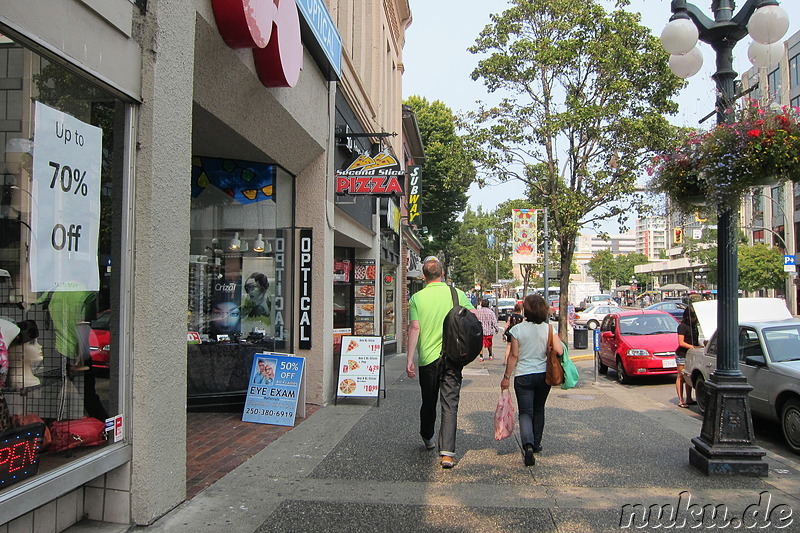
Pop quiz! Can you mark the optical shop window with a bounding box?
[187,158,295,405]
[0,36,129,492]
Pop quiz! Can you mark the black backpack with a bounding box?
[441,286,484,367]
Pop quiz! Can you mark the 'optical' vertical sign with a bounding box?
[31,102,101,292]
[299,229,312,349]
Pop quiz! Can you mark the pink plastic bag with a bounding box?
[494,390,516,440]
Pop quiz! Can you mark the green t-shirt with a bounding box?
[409,282,474,367]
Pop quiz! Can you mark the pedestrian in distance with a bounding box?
[406,256,476,469]
[475,299,499,361]
[503,302,524,365]
[501,294,562,467]
[676,306,700,408]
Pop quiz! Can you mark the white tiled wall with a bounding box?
[1,463,131,533]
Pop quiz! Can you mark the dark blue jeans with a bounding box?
[514,372,550,449]
[418,357,463,456]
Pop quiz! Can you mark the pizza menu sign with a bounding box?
[336,336,382,398]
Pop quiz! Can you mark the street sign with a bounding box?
[490,283,502,288]
[593,329,600,351]
[498,279,515,284]
[784,255,796,272]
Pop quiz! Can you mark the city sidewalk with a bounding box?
[69,340,800,533]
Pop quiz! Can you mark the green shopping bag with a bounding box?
[560,341,579,389]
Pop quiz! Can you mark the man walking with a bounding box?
[406,256,475,469]
[475,299,498,361]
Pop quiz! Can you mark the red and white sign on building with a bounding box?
[211,0,303,87]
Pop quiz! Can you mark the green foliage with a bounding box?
[450,206,514,288]
[738,244,786,292]
[586,251,650,291]
[404,96,476,261]
[586,250,616,291]
[616,252,651,290]
[462,0,682,335]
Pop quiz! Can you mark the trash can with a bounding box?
[573,326,588,350]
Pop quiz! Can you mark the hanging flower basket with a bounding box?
[649,100,800,209]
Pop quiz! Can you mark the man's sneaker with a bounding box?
[479,357,484,362]
[423,437,435,450]
[488,356,494,360]
[523,444,535,466]
[441,456,455,469]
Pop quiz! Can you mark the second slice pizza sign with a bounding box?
[336,336,382,398]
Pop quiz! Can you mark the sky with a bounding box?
[401,0,800,235]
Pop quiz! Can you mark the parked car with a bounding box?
[497,298,519,321]
[597,309,680,384]
[549,296,560,321]
[683,298,800,454]
[645,301,688,320]
[573,305,624,330]
[581,294,614,310]
[89,310,111,369]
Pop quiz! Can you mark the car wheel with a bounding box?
[694,377,707,414]
[616,358,629,384]
[597,353,608,374]
[781,398,800,454]
[587,320,599,330]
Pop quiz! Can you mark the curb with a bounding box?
[570,354,595,362]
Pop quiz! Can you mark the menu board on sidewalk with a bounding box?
[336,336,382,400]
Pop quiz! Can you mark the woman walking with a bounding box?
[503,301,524,365]
[501,294,562,466]
[675,306,700,408]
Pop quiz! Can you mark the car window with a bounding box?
[738,328,762,362]
[762,326,800,362]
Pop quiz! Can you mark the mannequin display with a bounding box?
[7,320,42,389]
[0,317,21,388]
[0,318,20,435]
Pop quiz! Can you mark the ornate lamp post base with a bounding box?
[689,375,768,476]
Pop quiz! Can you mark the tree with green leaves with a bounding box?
[616,252,651,290]
[404,96,476,272]
[738,244,785,293]
[586,250,616,291]
[450,206,515,289]
[463,0,682,338]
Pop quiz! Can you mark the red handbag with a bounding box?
[48,417,106,452]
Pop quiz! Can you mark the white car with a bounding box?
[573,304,624,330]
[683,298,800,454]
[581,294,614,310]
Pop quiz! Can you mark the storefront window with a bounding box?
[187,157,294,405]
[0,35,129,490]
[382,266,396,341]
[333,247,353,356]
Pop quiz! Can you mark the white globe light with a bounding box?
[748,5,790,45]
[661,18,699,55]
[748,40,785,68]
[668,47,704,79]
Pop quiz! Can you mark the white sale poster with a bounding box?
[30,102,102,292]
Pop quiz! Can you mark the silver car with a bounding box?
[683,298,800,454]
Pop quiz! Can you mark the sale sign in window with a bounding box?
[31,101,102,292]
[336,336,382,398]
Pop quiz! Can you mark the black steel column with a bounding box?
[677,0,768,476]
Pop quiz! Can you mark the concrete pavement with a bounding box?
[68,342,800,532]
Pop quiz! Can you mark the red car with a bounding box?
[89,310,111,369]
[597,309,679,384]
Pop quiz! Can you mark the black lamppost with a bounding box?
[661,0,789,476]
